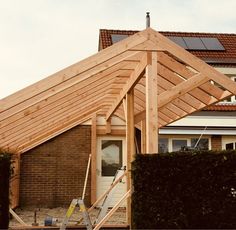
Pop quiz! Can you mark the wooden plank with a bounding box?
[106,53,147,120]
[146,52,158,153]
[9,208,27,226]
[91,114,97,204]
[126,90,135,226]
[93,190,131,230]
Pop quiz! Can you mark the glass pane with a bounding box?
[191,138,209,150]
[101,140,122,176]
[172,140,187,152]
[226,143,234,150]
[158,138,169,153]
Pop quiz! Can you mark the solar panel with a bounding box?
[200,37,225,51]
[111,34,128,44]
[183,37,206,50]
[167,36,188,49]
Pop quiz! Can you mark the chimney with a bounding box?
[146,12,150,28]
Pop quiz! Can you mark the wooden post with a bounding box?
[141,120,146,154]
[91,114,97,204]
[126,90,135,226]
[146,52,158,153]
[10,154,20,208]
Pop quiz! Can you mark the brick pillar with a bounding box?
[211,135,222,150]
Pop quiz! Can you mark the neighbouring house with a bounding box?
[0,27,236,212]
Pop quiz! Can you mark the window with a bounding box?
[191,138,209,150]
[226,143,236,150]
[158,138,169,153]
[172,139,188,151]
[101,140,122,176]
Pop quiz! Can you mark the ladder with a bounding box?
[60,199,92,230]
[60,167,126,230]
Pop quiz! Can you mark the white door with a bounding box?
[96,136,127,207]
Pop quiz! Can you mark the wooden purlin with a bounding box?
[2,98,111,149]
[0,29,149,112]
[0,54,139,121]
[0,73,120,136]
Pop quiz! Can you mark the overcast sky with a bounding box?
[0,0,236,99]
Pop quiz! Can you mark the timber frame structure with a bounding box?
[1,27,236,223]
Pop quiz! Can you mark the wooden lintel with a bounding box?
[91,114,97,204]
[146,52,158,153]
[97,129,126,136]
[126,90,135,226]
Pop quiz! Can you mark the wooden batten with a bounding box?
[91,114,97,204]
[126,90,135,226]
[145,52,158,153]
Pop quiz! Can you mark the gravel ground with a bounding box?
[9,207,126,227]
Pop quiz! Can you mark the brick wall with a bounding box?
[20,125,91,208]
[211,135,222,150]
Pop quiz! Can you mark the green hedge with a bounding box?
[0,150,12,229]
[132,150,236,229]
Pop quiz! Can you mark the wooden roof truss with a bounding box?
[1,28,236,153]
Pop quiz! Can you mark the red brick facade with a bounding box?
[20,125,91,207]
[211,135,222,150]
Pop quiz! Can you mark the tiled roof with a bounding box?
[204,104,236,111]
[99,29,236,65]
[99,29,236,112]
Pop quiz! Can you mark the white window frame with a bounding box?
[219,76,236,104]
[159,135,211,153]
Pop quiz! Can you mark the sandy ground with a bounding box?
[9,207,126,227]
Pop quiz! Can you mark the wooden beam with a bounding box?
[91,114,97,204]
[158,73,209,108]
[97,129,126,136]
[126,90,135,226]
[141,120,146,153]
[157,52,231,101]
[146,52,158,153]
[106,53,147,120]
[122,98,127,121]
